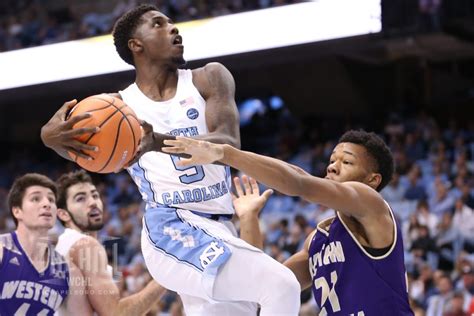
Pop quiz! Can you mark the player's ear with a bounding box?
[12,207,22,222]
[57,208,71,222]
[128,39,143,53]
[368,173,382,190]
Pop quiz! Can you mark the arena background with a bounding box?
[0,0,473,315]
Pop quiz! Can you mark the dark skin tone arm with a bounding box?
[41,62,239,165]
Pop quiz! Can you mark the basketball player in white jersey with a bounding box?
[41,4,301,315]
[53,169,165,316]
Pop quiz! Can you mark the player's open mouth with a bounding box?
[39,213,52,218]
[88,209,102,218]
[173,35,183,45]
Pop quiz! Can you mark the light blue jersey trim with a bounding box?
[128,161,163,205]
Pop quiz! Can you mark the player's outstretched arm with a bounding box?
[41,100,100,161]
[162,138,387,220]
[232,175,273,249]
[69,237,165,316]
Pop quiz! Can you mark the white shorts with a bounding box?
[141,206,301,316]
[141,206,260,314]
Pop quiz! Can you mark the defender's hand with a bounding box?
[162,136,224,166]
[41,99,99,160]
[232,175,273,221]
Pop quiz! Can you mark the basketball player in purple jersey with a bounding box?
[162,130,414,315]
[0,173,85,315]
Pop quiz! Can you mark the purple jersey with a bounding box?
[0,232,69,315]
[308,209,413,315]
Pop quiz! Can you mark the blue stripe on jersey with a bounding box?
[128,161,162,205]
[143,206,231,272]
[225,166,232,191]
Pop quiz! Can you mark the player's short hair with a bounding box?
[338,130,394,191]
[112,4,158,66]
[7,173,57,226]
[56,170,94,212]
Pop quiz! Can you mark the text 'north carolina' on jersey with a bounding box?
[120,69,233,215]
[308,204,413,315]
[0,232,69,316]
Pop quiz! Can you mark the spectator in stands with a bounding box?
[404,165,428,201]
[382,170,406,203]
[429,181,456,215]
[435,212,457,271]
[416,199,439,236]
[426,274,454,316]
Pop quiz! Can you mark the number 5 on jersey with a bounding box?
[170,155,205,184]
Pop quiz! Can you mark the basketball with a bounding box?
[67,94,141,173]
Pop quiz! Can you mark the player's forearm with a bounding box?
[239,214,264,250]
[152,132,176,152]
[116,281,165,316]
[221,145,309,199]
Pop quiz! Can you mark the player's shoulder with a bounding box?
[193,62,228,74]
[192,62,233,82]
[0,233,19,253]
[50,246,69,266]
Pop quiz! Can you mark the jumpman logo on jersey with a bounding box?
[163,226,195,248]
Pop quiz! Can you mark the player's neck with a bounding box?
[15,226,49,263]
[135,66,178,101]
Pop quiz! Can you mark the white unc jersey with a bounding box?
[120,69,234,215]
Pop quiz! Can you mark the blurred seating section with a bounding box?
[0,0,306,52]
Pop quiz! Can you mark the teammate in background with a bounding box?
[55,169,165,316]
[41,4,300,315]
[162,130,415,315]
[0,173,85,315]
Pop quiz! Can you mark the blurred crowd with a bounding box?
[0,99,473,315]
[0,0,305,52]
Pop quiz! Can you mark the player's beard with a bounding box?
[172,55,186,67]
[68,211,104,232]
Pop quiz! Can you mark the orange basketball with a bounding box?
[67,94,141,173]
